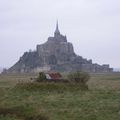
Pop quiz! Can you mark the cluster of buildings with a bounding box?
[5,22,113,73]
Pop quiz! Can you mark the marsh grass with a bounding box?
[0,106,49,120]
[0,73,120,120]
[15,82,88,92]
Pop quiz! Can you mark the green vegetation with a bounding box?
[67,71,90,89]
[0,73,120,120]
[37,72,46,82]
[0,106,48,120]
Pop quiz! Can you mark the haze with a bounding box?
[0,0,120,69]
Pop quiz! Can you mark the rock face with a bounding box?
[6,22,113,73]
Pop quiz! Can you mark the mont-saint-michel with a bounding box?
[6,22,113,73]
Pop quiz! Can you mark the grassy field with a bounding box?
[0,73,120,120]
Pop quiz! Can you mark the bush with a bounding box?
[67,71,90,89]
[37,72,46,82]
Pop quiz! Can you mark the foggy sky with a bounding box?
[0,0,120,68]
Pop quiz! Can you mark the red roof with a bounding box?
[45,73,62,80]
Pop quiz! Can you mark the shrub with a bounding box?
[67,71,90,89]
[36,72,46,82]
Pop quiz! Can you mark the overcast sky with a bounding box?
[0,0,120,68]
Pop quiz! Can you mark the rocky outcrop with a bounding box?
[6,22,113,73]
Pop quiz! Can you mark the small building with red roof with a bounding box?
[45,72,62,81]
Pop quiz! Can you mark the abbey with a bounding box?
[37,21,75,66]
[6,22,113,73]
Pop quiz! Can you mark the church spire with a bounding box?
[54,20,60,36]
[56,20,59,32]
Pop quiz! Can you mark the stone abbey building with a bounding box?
[6,22,113,73]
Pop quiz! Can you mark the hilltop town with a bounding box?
[6,22,113,73]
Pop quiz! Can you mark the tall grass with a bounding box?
[15,82,88,92]
[1,73,120,120]
[0,105,49,120]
